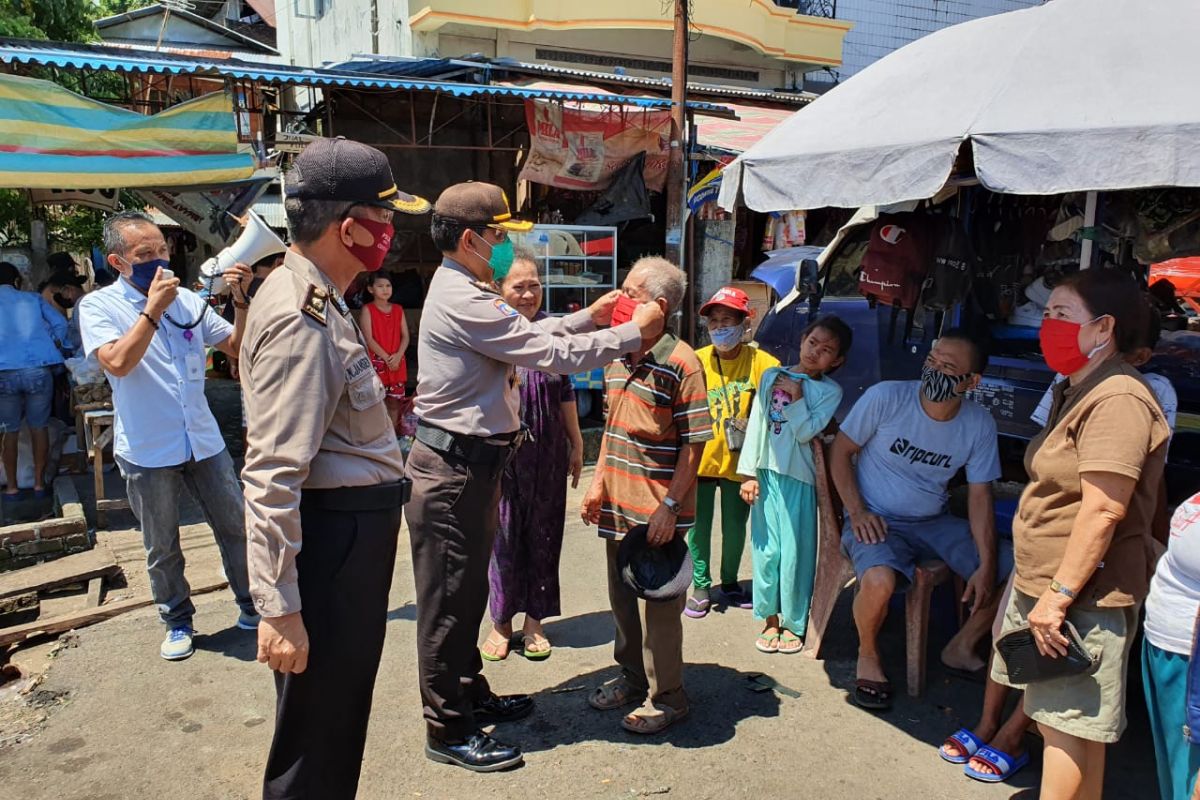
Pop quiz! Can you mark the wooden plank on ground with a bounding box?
[0,575,228,648]
[85,578,104,608]
[0,548,120,600]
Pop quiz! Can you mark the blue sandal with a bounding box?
[939,728,984,764]
[964,745,1030,783]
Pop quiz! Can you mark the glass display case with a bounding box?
[509,224,619,316]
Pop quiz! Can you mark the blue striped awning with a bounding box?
[0,39,732,114]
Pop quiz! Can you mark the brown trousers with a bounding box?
[605,540,688,711]
[405,440,503,742]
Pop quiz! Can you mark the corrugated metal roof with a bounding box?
[331,55,815,107]
[0,39,731,113]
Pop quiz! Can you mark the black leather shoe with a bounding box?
[425,732,524,772]
[474,692,535,724]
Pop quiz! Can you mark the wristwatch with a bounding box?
[1049,579,1077,600]
[662,496,682,515]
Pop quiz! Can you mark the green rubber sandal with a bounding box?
[480,633,511,662]
[755,633,780,654]
[521,633,552,661]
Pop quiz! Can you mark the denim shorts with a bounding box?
[841,512,1014,588]
[0,367,54,432]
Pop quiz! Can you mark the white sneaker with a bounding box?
[160,626,195,661]
[236,611,261,631]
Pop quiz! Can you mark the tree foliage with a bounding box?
[0,0,98,42]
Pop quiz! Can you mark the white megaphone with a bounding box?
[200,211,286,294]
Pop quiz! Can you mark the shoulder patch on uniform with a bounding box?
[492,298,519,318]
[300,285,328,326]
[325,284,350,317]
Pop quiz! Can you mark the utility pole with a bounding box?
[664,0,688,264]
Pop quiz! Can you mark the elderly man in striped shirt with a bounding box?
[581,256,713,736]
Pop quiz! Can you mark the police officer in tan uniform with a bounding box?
[409,182,665,772]
[241,137,430,800]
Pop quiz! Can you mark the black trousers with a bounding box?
[262,486,403,800]
[404,439,505,742]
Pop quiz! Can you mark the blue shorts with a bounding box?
[841,513,1014,588]
[0,367,54,432]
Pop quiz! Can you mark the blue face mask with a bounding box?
[123,258,169,293]
[709,325,744,352]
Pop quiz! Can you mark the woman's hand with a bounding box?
[568,440,584,489]
[1027,589,1073,658]
[740,479,760,505]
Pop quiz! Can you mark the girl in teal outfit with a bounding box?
[737,317,851,654]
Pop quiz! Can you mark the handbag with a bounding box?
[995,621,1098,683]
[723,417,747,452]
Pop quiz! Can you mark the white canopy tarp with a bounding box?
[720,0,1200,213]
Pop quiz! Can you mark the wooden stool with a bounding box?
[82,409,130,528]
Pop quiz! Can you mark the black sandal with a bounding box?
[854,678,893,711]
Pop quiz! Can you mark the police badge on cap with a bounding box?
[286,137,430,215]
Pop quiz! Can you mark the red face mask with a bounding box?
[1039,316,1105,376]
[345,216,394,272]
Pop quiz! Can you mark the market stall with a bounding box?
[716,0,1200,500]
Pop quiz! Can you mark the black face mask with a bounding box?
[920,364,970,403]
[53,291,76,310]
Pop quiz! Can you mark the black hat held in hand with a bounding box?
[617,524,692,602]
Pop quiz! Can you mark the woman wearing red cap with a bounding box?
[685,287,779,618]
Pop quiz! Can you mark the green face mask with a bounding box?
[486,238,515,282]
[473,231,515,282]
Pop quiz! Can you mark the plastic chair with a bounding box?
[805,436,958,698]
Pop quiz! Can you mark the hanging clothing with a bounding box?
[365,302,407,396]
[488,359,576,623]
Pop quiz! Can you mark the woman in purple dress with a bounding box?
[480,252,585,661]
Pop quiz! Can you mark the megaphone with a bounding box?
[200,211,286,294]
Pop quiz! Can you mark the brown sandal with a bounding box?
[621,704,689,735]
[588,680,647,711]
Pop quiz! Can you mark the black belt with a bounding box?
[415,421,525,466]
[301,480,411,512]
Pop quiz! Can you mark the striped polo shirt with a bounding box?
[597,333,714,540]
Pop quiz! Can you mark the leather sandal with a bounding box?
[588,680,647,711]
[621,704,689,735]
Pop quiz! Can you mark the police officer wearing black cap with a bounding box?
[241,137,430,799]
[407,182,665,772]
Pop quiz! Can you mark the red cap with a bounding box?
[700,286,752,317]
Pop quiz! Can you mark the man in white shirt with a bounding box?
[78,211,257,661]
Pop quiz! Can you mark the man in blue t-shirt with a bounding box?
[831,330,1010,711]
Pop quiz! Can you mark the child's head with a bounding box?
[366,272,392,303]
[799,315,853,376]
[1127,295,1161,369]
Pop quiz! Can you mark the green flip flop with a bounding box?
[755,633,780,654]
[521,634,552,660]
[480,634,511,662]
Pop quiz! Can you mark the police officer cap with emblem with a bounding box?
[241,136,430,799]
[407,181,665,773]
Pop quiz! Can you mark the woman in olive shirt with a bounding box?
[991,269,1170,800]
